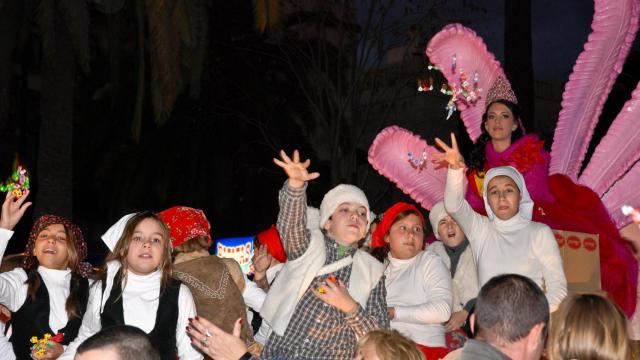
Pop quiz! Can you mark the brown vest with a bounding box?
[173,256,254,344]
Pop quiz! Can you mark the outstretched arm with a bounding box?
[273,150,320,260]
[434,134,490,251]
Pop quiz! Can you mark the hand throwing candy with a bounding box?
[0,161,30,199]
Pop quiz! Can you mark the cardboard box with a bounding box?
[552,230,604,296]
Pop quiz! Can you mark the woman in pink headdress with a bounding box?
[464,77,636,316]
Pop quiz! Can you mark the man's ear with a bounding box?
[526,322,545,352]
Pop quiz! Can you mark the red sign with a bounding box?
[567,235,581,250]
[583,237,597,252]
[554,232,565,247]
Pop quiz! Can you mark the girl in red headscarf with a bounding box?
[158,206,257,356]
[0,191,92,360]
[371,202,452,360]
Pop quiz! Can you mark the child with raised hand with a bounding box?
[259,150,388,359]
[0,191,94,360]
[60,212,202,360]
[370,202,452,360]
[433,134,567,312]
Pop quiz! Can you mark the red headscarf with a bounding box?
[158,206,211,248]
[23,214,91,277]
[256,225,287,263]
[370,202,425,249]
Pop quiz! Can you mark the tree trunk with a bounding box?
[0,0,26,130]
[35,2,77,218]
[504,0,535,131]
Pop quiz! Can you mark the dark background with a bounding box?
[0,0,637,263]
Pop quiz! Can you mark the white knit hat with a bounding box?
[428,201,448,240]
[319,184,370,230]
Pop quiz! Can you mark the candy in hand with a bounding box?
[0,162,29,199]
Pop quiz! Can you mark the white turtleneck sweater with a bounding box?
[444,167,567,311]
[60,260,202,360]
[0,228,66,360]
[385,251,452,347]
[0,229,74,333]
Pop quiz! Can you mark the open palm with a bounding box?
[273,150,320,188]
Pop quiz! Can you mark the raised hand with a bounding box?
[0,190,32,231]
[432,133,465,170]
[273,150,320,188]
[252,244,273,277]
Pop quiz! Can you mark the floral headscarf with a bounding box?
[23,214,92,277]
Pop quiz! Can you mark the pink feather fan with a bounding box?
[426,23,506,143]
[579,82,640,197]
[549,0,640,179]
[368,126,451,210]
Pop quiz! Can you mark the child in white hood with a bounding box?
[434,134,567,312]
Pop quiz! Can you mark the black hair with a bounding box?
[474,274,549,344]
[467,100,524,176]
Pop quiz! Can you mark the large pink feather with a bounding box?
[368,126,449,210]
[602,160,640,229]
[579,82,640,196]
[549,0,640,179]
[426,24,505,142]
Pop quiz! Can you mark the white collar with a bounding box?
[37,266,71,286]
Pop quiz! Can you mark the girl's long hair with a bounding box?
[104,212,173,295]
[548,294,630,360]
[26,225,83,319]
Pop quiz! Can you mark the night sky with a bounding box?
[0,0,637,261]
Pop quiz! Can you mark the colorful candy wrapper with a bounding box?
[317,275,340,294]
[29,332,64,356]
[0,159,29,199]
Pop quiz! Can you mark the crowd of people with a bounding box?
[0,70,636,360]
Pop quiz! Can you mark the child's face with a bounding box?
[126,218,166,275]
[437,214,465,247]
[487,175,521,220]
[385,213,424,260]
[353,342,380,360]
[323,202,368,246]
[33,224,70,270]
